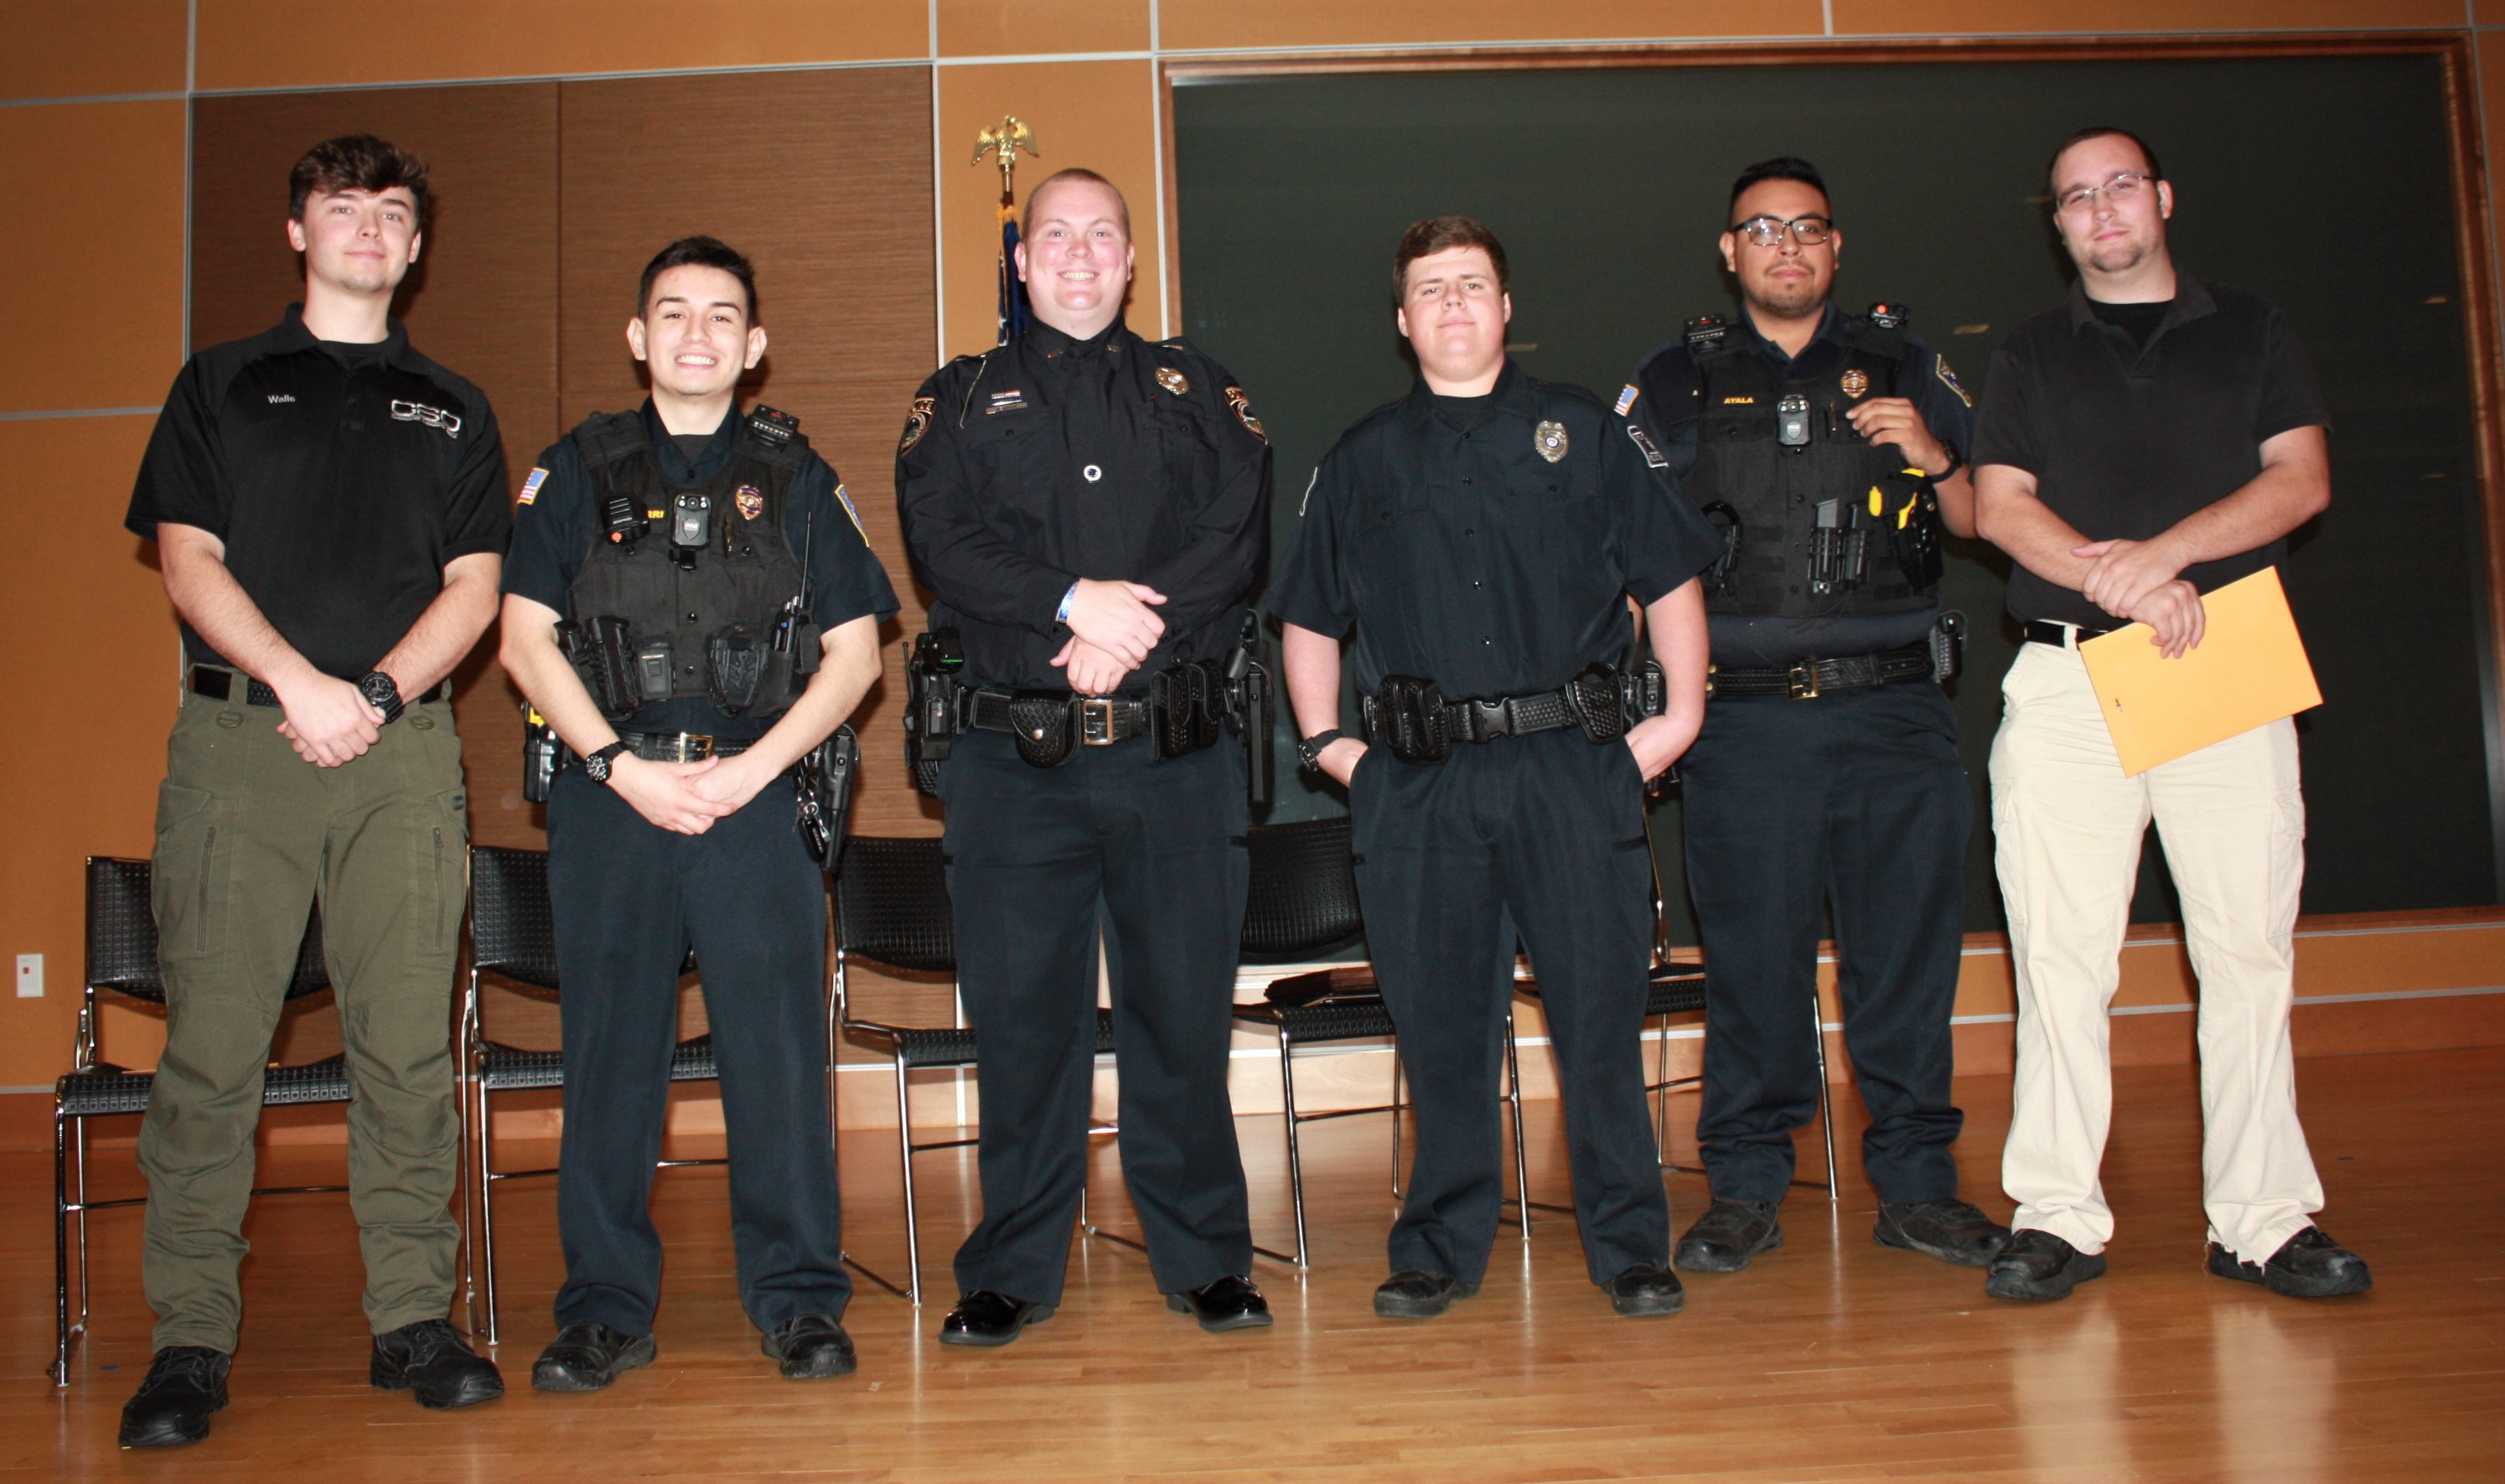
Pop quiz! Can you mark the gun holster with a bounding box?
[903,629,966,796]
[795,723,859,866]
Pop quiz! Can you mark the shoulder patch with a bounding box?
[899,396,936,456]
[1934,355,1972,408]
[1626,422,1669,469]
[517,467,548,506]
[1225,385,1266,442]
[1614,384,1639,416]
[834,482,868,542]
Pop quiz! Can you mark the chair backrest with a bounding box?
[832,835,955,974]
[468,845,561,990]
[85,855,329,1004]
[1241,816,1365,964]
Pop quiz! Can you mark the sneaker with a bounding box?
[1672,1199,1783,1273]
[2207,1226,2372,1299]
[1875,1198,2013,1268]
[1985,1228,2107,1300]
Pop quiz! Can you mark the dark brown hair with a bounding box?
[288,135,430,231]
[637,235,758,323]
[1393,215,1509,305]
[2046,127,2166,191]
[1022,168,1131,238]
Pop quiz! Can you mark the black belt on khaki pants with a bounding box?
[617,730,757,763]
[2022,620,2119,649]
[965,688,1154,746]
[189,665,453,708]
[1708,643,1935,701]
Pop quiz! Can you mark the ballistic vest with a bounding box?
[1685,310,1941,619]
[565,405,815,718]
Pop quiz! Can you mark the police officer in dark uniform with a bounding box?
[1621,157,2008,1276]
[499,237,896,1386]
[1274,216,1720,1320]
[896,169,1274,1344]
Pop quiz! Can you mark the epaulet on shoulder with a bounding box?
[1633,335,1686,373]
[572,409,647,467]
[1529,375,1607,412]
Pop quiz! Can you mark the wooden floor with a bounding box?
[9,1047,2502,1481]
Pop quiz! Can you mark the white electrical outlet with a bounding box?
[15,954,40,998]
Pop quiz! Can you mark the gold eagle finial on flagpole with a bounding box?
[971,116,1039,207]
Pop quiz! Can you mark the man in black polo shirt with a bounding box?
[1276,216,1718,1321]
[1971,127,2368,1303]
[118,136,510,1448]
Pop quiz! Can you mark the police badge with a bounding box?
[898,396,935,455]
[1840,368,1870,400]
[733,484,765,521]
[1534,420,1569,463]
[1156,366,1189,396]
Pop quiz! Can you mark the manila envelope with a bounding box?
[2076,566,2322,777]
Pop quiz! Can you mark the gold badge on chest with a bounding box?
[1156,366,1189,396]
[1840,368,1871,400]
[1534,420,1570,463]
[733,484,765,521]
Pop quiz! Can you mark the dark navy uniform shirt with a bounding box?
[126,304,511,679]
[503,400,899,739]
[896,315,1271,691]
[1624,302,1974,667]
[1270,359,1723,698]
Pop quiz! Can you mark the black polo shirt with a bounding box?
[1623,302,1975,665]
[1269,359,1722,697]
[502,400,900,739]
[126,304,511,680]
[896,316,1272,691]
[1969,274,2330,628]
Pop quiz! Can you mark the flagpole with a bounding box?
[973,117,1039,346]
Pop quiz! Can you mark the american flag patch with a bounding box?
[518,468,548,505]
[1614,384,1640,416]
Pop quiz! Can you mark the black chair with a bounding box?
[461,845,725,1343]
[829,835,1122,1305]
[1232,816,1534,1269]
[52,856,344,1386]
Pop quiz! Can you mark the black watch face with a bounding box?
[359,672,401,717]
[584,750,612,783]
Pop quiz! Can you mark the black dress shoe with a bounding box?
[939,1290,1054,1347]
[1601,1261,1685,1317]
[2207,1225,2373,1299]
[370,1318,504,1408]
[1673,1199,1783,1273]
[1985,1228,2107,1300]
[118,1346,230,1449]
[1876,1198,2013,1269]
[1166,1275,1274,1332]
[1372,1269,1479,1319]
[531,1321,656,1391]
[761,1313,858,1378]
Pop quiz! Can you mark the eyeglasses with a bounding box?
[1730,215,1833,247]
[2055,172,2150,216]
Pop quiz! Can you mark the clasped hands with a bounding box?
[2074,534,2205,659]
[1053,577,1167,695]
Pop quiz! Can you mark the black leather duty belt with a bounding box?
[2023,620,2118,648]
[1709,643,1935,701]
[1361,686,1577,745]
[617,730,756,763]
[965,689,1153,747]
[189,666,453,708]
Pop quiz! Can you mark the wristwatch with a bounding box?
[1296,729,1344,773]
[356,670,405,724]
[582,741,629,784]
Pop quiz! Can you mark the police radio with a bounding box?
[1776,394,1813,452]
[601,493,648,546]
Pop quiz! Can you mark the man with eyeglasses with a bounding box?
[1969,127,2365,1303]
[1620,156,2006,1282]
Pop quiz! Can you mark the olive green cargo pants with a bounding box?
[137,680,470,1353]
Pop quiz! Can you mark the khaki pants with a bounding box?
[1988,639,2322,1263]
[137,680,470,1352]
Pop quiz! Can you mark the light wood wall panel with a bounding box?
[0,0,187,100]
[193,0,929,92]
[939,0,1152,56]
[1831,0,2466,32]
[189,85,564,851]
[1158,0,1824,51]
[0,101,185,413]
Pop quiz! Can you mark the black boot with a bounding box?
[370,1318,505,1408]
[118,1346,230,1449]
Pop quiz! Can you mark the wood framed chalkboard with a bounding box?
[1168,38,2504,937]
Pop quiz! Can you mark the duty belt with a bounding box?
[2022,619,2117,649]
[617,730,757,763]
[1362,662,1664,764]
[1707,643,1935,701]
[189,665,453,708]
[965,689,1154,747]
[1360,686,1577,746]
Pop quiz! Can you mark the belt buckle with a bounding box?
[1080,697,1118,746]
[1786,662,1820,701]
[1468,696,1510,742]
[670,733,716,763]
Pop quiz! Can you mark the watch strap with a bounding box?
[1296,729,1344,772]
[357,670,405,724]
[584,741,629,783]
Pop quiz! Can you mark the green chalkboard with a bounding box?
[1174,54,2496,938]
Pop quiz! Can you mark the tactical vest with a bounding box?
[1684,310,1943,619]
[564,406,819,720]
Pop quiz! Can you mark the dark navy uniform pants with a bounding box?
[1352,729,1669,1286]
[1680,679,1969,1205]
[939,729,1253,1305]
[545,765,849,1336]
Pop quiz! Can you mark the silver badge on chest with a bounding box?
[1534,420,1569,463]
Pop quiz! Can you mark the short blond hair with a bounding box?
[1022,168,1131,239]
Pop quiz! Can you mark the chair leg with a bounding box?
[1653,1012,1673,1162]
[1276,1026,1311,1269]
[894,1054,923,1306]
[475,1073,504,1346]
[1504,1011,1531,1242]
[1389,1053,1405,1200]
[51,1109,71,1385]
[73,1112,91,1346]
[1809,995,1840,1200]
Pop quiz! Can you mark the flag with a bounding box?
[996,204,1031,344]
